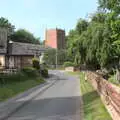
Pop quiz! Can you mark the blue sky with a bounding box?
[0,0,98,40]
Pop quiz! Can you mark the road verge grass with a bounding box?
[0,67,45,102]
[0,78,45,102]
[80,72,112,120]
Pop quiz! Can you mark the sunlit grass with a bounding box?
[79,72,112,120]
[0,78,45,102]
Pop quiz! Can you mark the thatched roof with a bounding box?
[8,42,47,55]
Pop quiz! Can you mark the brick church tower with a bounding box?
[45,28,65,49]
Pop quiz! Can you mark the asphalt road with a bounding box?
[7,70,81,120]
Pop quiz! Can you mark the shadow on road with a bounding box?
[7,96,81,120]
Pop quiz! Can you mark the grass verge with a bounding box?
[0,78,45,102]
[80,72,112,120]
[108,74,120,87]
[67,71,112,120]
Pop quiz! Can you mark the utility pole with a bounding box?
[56,48,58,69]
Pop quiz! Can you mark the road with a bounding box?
[6,70,81,120]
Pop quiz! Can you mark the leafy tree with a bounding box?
[66,0,120,77]
[76,19,88,34]
[10,29,40,44]
[0,17,15,36]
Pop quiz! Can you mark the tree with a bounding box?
[43,48,66,67]
[0,17,15,36]
[98,0,120,14]
[10,29,40,44]
[65,0,120,81]
[76,19,88,34]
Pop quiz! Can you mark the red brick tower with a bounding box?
[45,28,65,49]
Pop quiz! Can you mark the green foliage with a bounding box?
[66,0,120,70]
[21,67,39,77]
[43,48,66,66]
[0,67,41,85]
[63,61,75,67]
[0,72,27,84]
[0,17,15,36]
[41,69,48,78]
[10,29,40,44]
[32,58,40,70]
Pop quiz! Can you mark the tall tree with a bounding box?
[0,17,15,36]
[10,29,40,44]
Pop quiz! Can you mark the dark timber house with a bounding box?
[0,28,46,69]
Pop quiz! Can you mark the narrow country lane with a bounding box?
[6,70,82,120]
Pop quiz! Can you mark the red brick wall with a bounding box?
[86,71,120,120]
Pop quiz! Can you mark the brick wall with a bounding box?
[86,71,120,120]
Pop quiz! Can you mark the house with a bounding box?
[0,27,46,69]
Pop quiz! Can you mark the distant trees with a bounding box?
[0,17,41,45]
[10,29,40,44]
[43,48,66,66]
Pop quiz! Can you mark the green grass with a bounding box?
[0,78,45,102]
[108,74,120,87]
[67,71,112,120]
[80,72,112,120]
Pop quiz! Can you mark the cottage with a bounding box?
[0,28,46,69]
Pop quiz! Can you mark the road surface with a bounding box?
[6,70,81,120]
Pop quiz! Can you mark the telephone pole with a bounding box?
[56,49,58,69]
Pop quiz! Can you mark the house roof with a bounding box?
[8,42,47,55]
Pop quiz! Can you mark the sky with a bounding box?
[0,0,98,40]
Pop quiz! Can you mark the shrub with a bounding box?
[21,67,39,78]
[0,67,40,84]
[63,61,75,67]
[41,69,48,78]
[0,72,27,84]
[32,58,40,70]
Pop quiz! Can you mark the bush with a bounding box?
[0,67,40,85]
[41,69,48,78]
[63,61,75,67]
[0,72,27,84]
[21,67,39,78]
[32,58,40,70]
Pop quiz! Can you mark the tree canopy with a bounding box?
[0,17,41,44]
[10,29,40,44]
[0,17,15,36]
[66,0,120,70]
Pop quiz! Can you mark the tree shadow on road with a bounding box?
[6,96,81,120]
